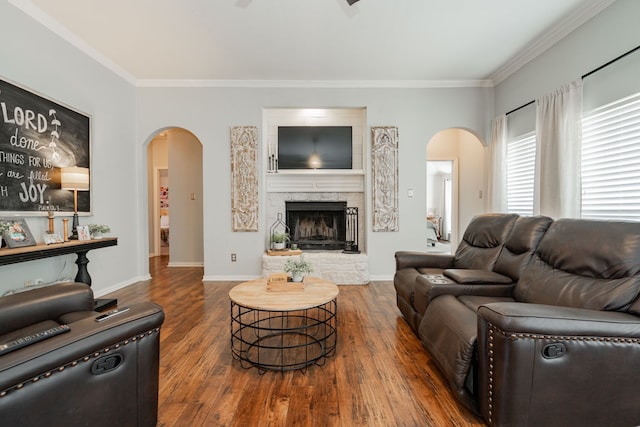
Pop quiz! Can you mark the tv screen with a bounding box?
[277,126,352,169]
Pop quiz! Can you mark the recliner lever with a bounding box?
[542,342,566,359]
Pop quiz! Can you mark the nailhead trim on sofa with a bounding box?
[0,327,161,398]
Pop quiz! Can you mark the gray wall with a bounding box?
[135,86,493,280]
[0,2,142,296]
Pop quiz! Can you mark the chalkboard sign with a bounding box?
[0,77,91,214]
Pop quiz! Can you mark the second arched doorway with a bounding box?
[426,128,486,253]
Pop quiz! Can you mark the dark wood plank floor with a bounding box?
[105,256,485,427]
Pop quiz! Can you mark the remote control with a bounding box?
[0,324,70,356]
[95,307,130,322]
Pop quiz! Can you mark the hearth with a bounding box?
[286,201,346,250]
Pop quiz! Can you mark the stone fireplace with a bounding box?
[286,201,347,250]
[263,188,369,285]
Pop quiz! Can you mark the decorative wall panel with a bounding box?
[371,126,399,232]
[231,126,258,231]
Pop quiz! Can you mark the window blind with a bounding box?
[582,92,640,220]
[506,132,536,216]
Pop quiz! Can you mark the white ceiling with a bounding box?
[10,0,615,86]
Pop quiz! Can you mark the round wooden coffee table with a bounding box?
[229,277,338,372]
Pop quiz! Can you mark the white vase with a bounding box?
[273,242,285,250]
[291,272,304,282]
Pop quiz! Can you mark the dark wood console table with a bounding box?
[0,237,118,311]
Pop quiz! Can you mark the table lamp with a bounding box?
[60,167,90,240]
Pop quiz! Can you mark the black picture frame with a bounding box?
[1,217,36,248]
[0,76,91,215]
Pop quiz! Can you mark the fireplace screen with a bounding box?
[286,201,347,250]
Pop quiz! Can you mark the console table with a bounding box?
[0,237,118,311]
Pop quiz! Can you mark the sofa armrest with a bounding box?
[0,301,164,427]
[395,251,455,270]
[443,269,513,284]
[0,283,94,336]
[0,301,164,389]
[477,302,640,427]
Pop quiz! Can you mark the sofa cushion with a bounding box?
[493,215,553,281]
[419,294,479,412]
[514,219,640,311]
[453,214,518,270]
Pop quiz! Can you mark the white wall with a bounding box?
[0,2,143,296]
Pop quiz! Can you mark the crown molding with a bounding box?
[9,0,138,85]
[135,79,494,89]
[490,0,617,85]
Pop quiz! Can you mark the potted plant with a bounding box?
[284,255,313,282]
[87,224,110,239]
[271,232,289,250]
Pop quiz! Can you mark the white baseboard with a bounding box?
[368,274,394,282]
[167,261,204,267]
[94,274,151,298]
[202,275,260,282]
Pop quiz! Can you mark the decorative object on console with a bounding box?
[76,225,90,241]
[230,126,258,232]
[0,220,9,247]
[87,223,110,239]
[42,233,64,245]
[60,166,90,240]
[284,254,313,282]
[0,217,36,248]
[371,126,399,232]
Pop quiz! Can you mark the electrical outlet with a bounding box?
[24,279,33,287]
[231,253,237,262]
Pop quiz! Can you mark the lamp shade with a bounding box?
[60,167,90,191]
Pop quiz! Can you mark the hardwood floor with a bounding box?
[106,256,485,427]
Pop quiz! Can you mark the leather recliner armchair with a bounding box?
[0,282,165,427]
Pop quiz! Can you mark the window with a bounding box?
[506,132,536,215]
[581,92,640,221]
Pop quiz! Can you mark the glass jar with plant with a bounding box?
[87,224,110,239]
[284,255,313,282]
[271,232,289,250]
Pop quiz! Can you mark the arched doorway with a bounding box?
[426,128,486,252]
[147,128,204,267]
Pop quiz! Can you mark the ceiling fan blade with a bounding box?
[346,0,360,5]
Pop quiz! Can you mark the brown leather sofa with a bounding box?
[0,282,165,427]
[395,214,640,427]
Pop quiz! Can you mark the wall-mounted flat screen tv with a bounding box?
[277,126,352,169]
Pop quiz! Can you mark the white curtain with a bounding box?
[534,80,583,218]
[487,115,508,212]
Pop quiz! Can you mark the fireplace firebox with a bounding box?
[286,201,347,250]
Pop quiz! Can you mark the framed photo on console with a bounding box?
[1,217,36,248]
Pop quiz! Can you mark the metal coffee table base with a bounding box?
[230,300,337,373]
